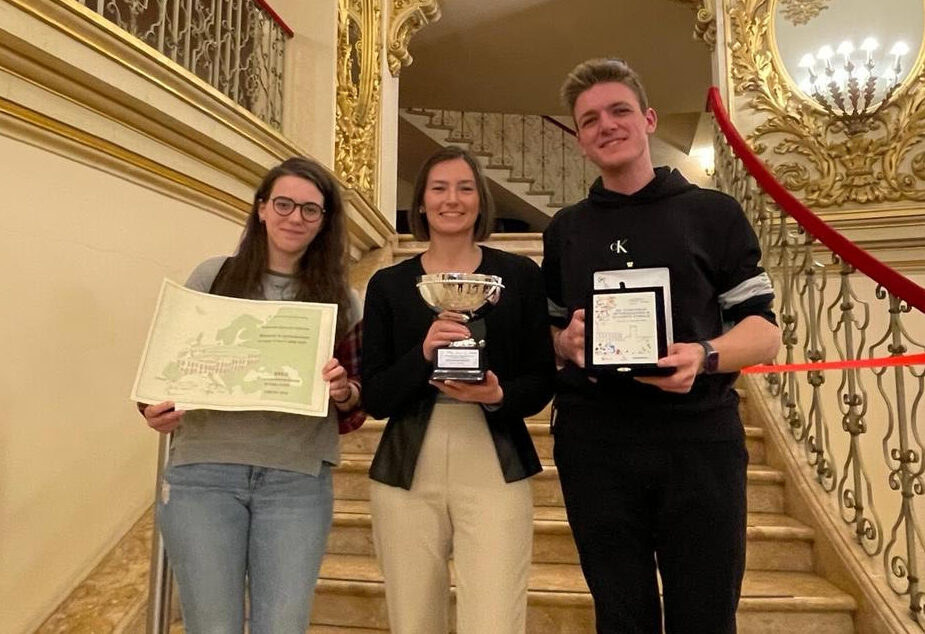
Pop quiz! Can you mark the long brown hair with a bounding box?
[211,157,352,341]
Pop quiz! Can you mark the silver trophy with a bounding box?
[417,273,504,381]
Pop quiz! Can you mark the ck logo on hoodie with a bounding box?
[609,239,629,254]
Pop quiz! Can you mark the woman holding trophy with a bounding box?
[362,146,556,633]
[139,157,364,633]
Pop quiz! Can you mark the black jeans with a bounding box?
[554,420,748,634]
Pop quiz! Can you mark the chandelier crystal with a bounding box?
[797,37,910,133]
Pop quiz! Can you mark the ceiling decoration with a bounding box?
[388,0,441,76]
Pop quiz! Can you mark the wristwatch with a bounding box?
[698,340,719,374]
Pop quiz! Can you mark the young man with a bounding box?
[543,58,781,633]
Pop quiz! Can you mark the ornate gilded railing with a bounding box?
[708,86,925,629]
[404,108,599,208]
[73,0,291,128]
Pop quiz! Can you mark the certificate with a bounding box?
[593,267,673,345]
[131,279,337,417]
[586,286,673,376]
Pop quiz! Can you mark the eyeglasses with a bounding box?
[270,196,325,222]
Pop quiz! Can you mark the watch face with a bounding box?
[700,341,719,374]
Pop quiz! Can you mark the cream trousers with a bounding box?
[370,401,533,634]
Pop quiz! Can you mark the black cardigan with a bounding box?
[361,246,556,489]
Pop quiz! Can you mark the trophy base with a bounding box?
[432,344,485,382]
[431,368,486,382]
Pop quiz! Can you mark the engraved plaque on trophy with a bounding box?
[416,273,504,381]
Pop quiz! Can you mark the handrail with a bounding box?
[402,108,596,208]
[706,86,925,315]
[73,0,291,128]
[542,115,576,137]
[252,0,294,37]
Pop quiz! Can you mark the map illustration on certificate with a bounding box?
[131,279,337,417]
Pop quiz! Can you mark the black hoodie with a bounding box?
[542,167,774,442]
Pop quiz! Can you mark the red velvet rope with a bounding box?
[252,0,293,37]
[706,87,925,315]
[742,353,925,374]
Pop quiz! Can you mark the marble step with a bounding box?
[310,554,855,633]
[326,500,814,571]
[332,455,786,513]
[308,625,388,634]
[341,419,767,466]
[392,235,543,264]
[397,233,544,252]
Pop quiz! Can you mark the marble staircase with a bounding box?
[306,236,858,633]
[400,108,599,230]
[308,396,856,633]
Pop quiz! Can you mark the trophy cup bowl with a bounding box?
[416,273,504,381]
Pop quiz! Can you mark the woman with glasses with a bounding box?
[139,157,364,633]
[361,146,556,633]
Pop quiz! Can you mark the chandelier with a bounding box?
[797,37,910,133]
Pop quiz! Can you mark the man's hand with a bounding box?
[553,309,586,368]
[634,342,705,394]
[431,370,504,405]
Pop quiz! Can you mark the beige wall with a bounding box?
[278,0,339,167]
[0,133,243,633]
[378,60,400,229]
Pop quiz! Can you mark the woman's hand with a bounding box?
[431,370,504,406]
[141,401,184,433]
[422,311,472,362]
[323,357,356,410]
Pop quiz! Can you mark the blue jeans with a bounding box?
[157,462,333,634]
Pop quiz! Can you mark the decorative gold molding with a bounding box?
[672,0,716,50]
[335,0,383,204]
[0,95,250,224]
[7,0,295,165]
[728,0,925,207]
[2,0,396,260]
[778,0,829,26]
[343,186,394,250]
[387,0,441,76]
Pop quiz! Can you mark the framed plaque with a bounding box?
[593,267,673,345]
[586,285,674,376]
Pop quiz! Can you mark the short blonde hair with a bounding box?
[560,58,649,115]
